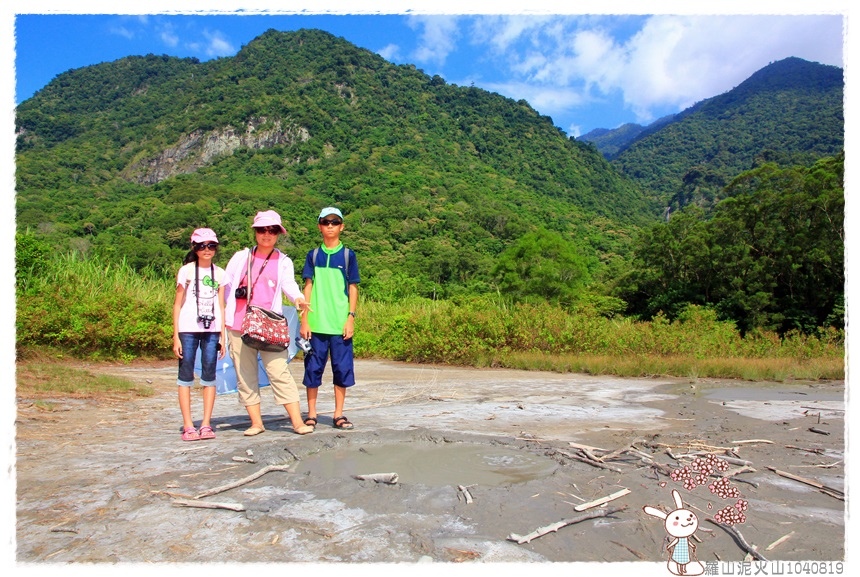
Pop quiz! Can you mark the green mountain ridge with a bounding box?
[16,29,653,300]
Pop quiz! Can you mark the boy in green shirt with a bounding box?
[300,207,360,430]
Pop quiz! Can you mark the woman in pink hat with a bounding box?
[223,210,313,436]
[172,228,227,441]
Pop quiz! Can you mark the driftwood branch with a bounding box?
[353,472,399,484]
[765,466,844,500]
[507,505,627,544]
[458,484,474,504]
[766,531,795,551]
[574,488,630,512]
[553,449,624,473]
[707,518,768,561]
[172,498,246,512]
[194,464,291,499]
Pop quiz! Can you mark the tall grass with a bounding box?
[15,254,844,380]
[16,253,173,360]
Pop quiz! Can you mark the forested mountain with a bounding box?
[579,114,676,159]
[15,28,654,301]
[608,57,843,212]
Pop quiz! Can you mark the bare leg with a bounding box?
[333,385,347,419]
[201,385,216,428]
[283,401,313,434]
[306,387,319,419]
[179,387,194,429]
[245,403,264,429]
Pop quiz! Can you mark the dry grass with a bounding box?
[484,352,844,381]
[16,356,155,400]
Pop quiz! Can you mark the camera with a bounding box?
[197,315,215,329]
[296,337,312,354]
[234,286,247,299]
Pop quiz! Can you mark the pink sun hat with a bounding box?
[190,228,219,244]
[252,210,287,234]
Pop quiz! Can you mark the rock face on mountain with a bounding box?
[127,117,309,184]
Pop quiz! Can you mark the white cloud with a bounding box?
[377,43,400,61]
[463,14,844,127]
[159,23,179,48]
[408,15,460,66]
[109,25,135,40]
[202,29,236,57]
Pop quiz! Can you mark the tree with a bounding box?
[492,228,589,307]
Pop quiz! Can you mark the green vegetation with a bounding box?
[611,57,844,212]
[614,154,844,335]
[13,31,845,378]
[16,357,155,399]
[14,250,843,381]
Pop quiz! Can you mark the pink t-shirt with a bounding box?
[230,249,279,330]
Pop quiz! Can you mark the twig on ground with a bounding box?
[611,540,648,560]
[732,439,774,445]
[552,449,624,473]
[194,464,291,499]
[574,488,631,512]
[507,505,627,544]
[765,466,844,500]
[172,498,246,512]
[808,427,831,436]
[458,484,474,504]
[707,518,768,561]
[353,472,399,484]
[785,445,825,455]
[766,531,795,551]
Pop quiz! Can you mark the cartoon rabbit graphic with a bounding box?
[643,489,705,576]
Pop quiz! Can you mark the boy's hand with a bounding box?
[300,319,312,340]
[343,316,355,339]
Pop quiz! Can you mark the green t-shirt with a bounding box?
[307,243,350,335]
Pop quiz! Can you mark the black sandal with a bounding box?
[333,415,353,430]
[303,416,317,427]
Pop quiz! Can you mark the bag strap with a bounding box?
[246,247,276,303]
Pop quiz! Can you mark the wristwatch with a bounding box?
[348,312,356,318]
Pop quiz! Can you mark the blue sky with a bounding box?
[9,3,847,137]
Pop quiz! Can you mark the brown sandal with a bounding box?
[333,415,353,430]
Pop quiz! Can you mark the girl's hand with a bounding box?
[173,335,183,359]
[218,340,226,359]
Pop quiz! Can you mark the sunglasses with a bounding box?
[254,226,281,235]
[319,219,343,226]
[194,242,219,251]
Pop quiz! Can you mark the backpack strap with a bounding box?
[311,246,351,295]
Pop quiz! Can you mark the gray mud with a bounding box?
[15,360,846,564]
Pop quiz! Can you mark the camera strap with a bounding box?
[245,246,276,303]
[195,262,215,322]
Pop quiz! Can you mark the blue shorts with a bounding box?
[302,333,355,388]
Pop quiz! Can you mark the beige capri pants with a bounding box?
[227,329,300,406]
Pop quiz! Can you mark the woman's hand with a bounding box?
[294,295,312,314]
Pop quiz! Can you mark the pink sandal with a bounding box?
[198,425,216,440]
[182,426,200,441]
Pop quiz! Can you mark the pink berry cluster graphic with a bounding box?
[668,452,747,525]
[713,499,749,526]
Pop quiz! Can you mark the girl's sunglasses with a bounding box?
[319,219,343,226]
[254,226,281,235]
[194,242,219,251]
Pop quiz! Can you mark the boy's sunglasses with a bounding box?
[254,226,281,235]
[194,242,219,251]
[319,219,343,226]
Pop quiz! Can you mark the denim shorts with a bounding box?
[177,332,220,386]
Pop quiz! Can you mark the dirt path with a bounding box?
[14,359,845,565]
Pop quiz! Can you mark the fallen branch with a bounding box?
[507,505,627,544]
[458,484,474,504]
[706,518,768,561]
[194,464,291,499]
[353,472,399,484]
[808,427,831,436]
[765,531,795,551]
[172,498,246,512]
[574,488,631,512]
[553,449,624,473]
[732,439,774,445]
[785,445,825,455]
[765,467,844,500]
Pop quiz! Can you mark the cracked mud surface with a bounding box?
[14,359,845,565]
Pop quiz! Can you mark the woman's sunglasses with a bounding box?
[194,242,219,251]
[319,219,343,226]
[254,226,282,235]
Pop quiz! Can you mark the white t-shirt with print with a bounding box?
[176,262,226,333]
